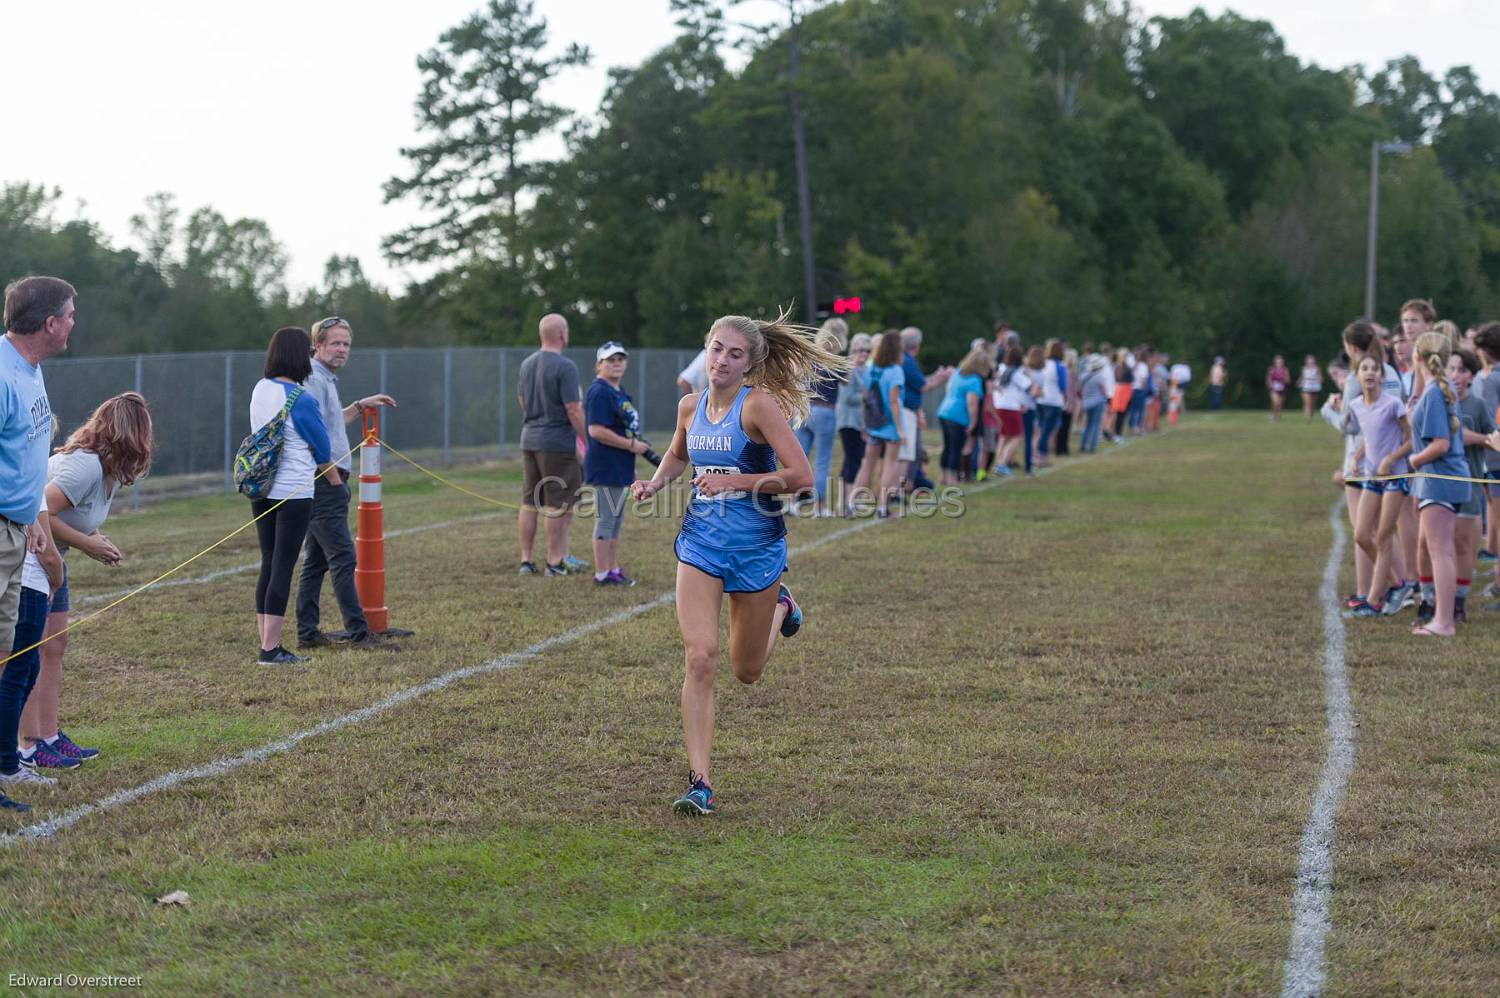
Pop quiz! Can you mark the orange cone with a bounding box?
[354,408,388,634]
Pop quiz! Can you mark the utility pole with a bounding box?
[1365,139,1414,320]
[787,6,817,325]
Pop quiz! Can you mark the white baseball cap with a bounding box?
[596,341,628,361]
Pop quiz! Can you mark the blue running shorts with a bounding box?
[674,534,787,594]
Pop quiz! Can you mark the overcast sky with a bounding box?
[4,0,1496,291]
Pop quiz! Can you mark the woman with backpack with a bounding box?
[863,330,907,516]
[248,326,331,665]
[991,344,1031,477]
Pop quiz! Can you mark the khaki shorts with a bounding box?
[522,450,582,511]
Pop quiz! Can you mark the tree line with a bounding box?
[6,0,1500,401]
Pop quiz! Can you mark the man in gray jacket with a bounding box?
[296,316,399,650]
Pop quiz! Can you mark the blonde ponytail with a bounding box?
[1415,330,1459,433]
[708,308,852,425]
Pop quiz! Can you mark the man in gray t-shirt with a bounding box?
[517,313,587,576]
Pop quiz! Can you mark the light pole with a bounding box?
[1365,139,1414,319]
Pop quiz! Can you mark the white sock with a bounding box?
[594,572,609,581]
[19,743,35,759]
[43,734,58,745]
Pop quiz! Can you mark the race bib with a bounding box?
[693,463,747,502]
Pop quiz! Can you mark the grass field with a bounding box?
[1,412,1496,994]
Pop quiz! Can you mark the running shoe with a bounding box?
[1343,601,1380,619]
[19,741,82,770]
[544,561,573,577]
[518,561,539,576]
[51,729,98,761]
[1344,594,1367,610]
[1479,550,1497,565]
[778,584,802,638]
[672,773,716,816]
[1414,601,1435,626]
[0,765,56,787]
[595,569,636,587]
[1481,581,1500,600]
[1402,587,1419,610]
[0,792,31,813]
[257,646,309,666]
[561,555,589,573]
[1382,582,1415,617]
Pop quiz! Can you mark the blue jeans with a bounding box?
[1127,389,1146,430]
[1023,409,1036,474]
[1081,403,1105,452]
[1210,385,1223,410]
[795,403,837,502]
[1036,404,1062,457]
[0,586,51,774]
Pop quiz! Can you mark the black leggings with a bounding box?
[839,427,866,483]
[938,417,969,473]
[252,498,313,616]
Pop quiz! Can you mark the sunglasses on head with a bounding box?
[316,316,348,333]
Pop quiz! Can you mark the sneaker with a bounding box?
[1402,587,1419,610]
[544,561,573,577]
[672,772,716,816]
[0,765,57,787]
[560,555,589,573]
[20,741,82,770]
[297,631,337,650]
[518,561,539,576]
[777,584,802,638]
[1481,581,1500,600]
[257,646,309,666]
[1382,582,1415,617]
[0,792,31,813]
[1479,550,1497,564]
[1343,601,1381,619]
[51,729,98,762]
[595,569,636,587]
[1414,601,1435,626]
[1344,594,1367,610]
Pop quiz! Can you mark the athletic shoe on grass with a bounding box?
[0,792,31,813]
[1382,582,1415,617]
[51,730,98,761]
[672,773,716,816]
[1414,601,1435,626]
[595,569,636,587]
[1479,549,1497,564]
[544,562,574,577]
[0,766,56,787]
[257,646,309,666]
[1344,601,1380,619]
[20,742,81,770]
[518,561,538,576]
[1344,593,1367,610]
[778,584,802,638]
[560,555,588,573]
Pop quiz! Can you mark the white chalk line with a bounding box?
[2,438,1139,846]
[1280,500,1355,997]
[76,512,504,607]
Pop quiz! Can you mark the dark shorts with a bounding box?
[49,560,69,614]
[522,450,582,511]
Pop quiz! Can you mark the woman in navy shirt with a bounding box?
[584,342,653,586]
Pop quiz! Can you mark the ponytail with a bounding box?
[1415,330,1459,433]
[709,308,852,425]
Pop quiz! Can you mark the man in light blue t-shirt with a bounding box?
[0,277,73,761]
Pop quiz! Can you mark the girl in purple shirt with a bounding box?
[1347,356,1412,616]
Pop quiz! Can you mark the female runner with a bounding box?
[632,312,847,815]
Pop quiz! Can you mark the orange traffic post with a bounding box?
[354,408,388,634]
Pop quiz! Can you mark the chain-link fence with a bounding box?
[43,347,713,491]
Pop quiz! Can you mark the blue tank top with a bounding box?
[678,386,787,551]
